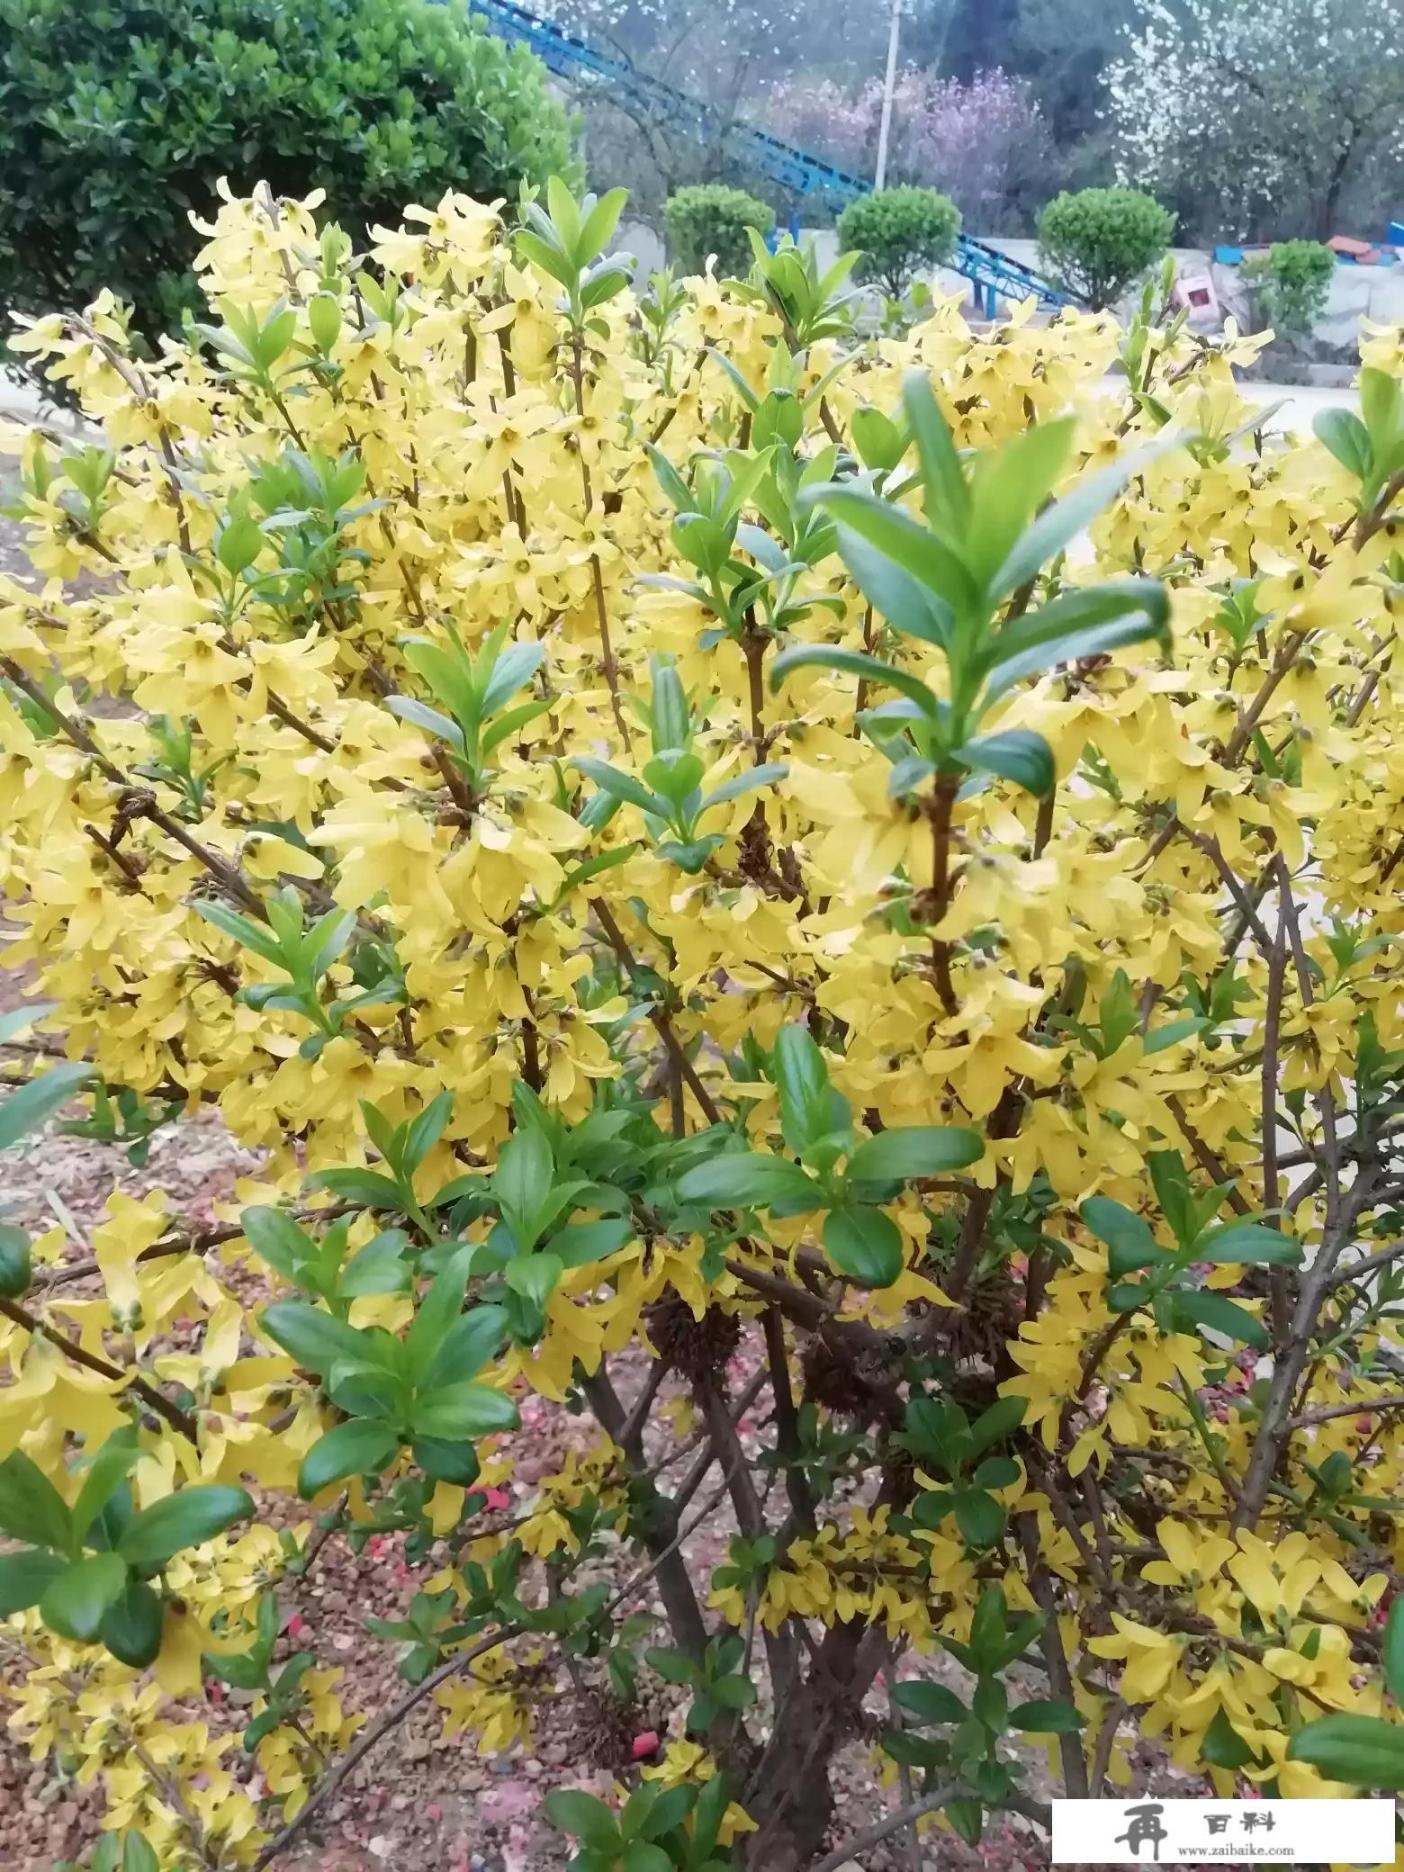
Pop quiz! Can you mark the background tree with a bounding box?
[1246,240,1337,336]
[1107,0,1404,242]
[665,183,774,275]
[536,0,887,218]
[767,68,1052,233]
[0,0,574,364]
[1039,185,1174,308]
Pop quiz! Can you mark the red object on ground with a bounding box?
[631,1731,661,1760]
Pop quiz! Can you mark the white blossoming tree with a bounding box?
[1107,0,1404,242]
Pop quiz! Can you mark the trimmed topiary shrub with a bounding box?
[1248,239,1336,335]
[664,183,774,277]
[1038,185,1175,309]
[837,185,962,298]
[0,0,575,371]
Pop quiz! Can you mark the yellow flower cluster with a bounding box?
[2,179,1404,1861]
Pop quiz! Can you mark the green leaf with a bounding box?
[419,1304,508,1392]
[633,1783,694,1840]
[972,1674,1008,1732]
[1203,1706,1258,1770]
[676,1152,822,1211]
[494,1127,555,1239]
[0,1224,32,1297]
[99,1576,164,1668]
[118,1485,254,1570]
[621,1847,671,1872]
[772,1024,832,1155]
[700,762,789,815]
[412,1436,481,1486]
[482,643,547,719]
[770,642,937,718]
[967,418,1076,587]
[1169,1289,1268,1350]
[0,1060,91,1151]
[1314,407,1371,483]
[645,1645,697,1685]
[401,1090,453,1172]
[0,1003,57,1046]
[387,695,466,751]
[338,1231,410,1298]
[823,1204,904,1288]
[1385,1598,1404,1705]
[412,1381,519,1439]
[1194,1222,1301,1267]
[575,757,663,817]
[504,1252,563,1311]
[947,1797,983,1846]
[405,1245,475,1367]
[298,1420,400,1497]
[121,1836,159,1872]
[832,524,953,649]
[261,1300,369,1373]
[1009,1698,1085,1733]
[1288,1713,1404,1789]
[307,1167,411,1210]
[903,372,970,534]
[982,580,1169,700]
[969,1394,1027,1453]
[39,1551,127,1640]
[191,898,281,966]
[953,1488,1006,1548]
[959,729,1054,796]
[241,1206,314,1284]
[846,1125,982,1184]
[73,1427,140,1543]
[1081,1197,1162,1274]
[0,1448,74,1550]
[891,1679,966,1725]
[0,1546,67,1614]
[991,442,1172,598]
[543,1788,620,1849]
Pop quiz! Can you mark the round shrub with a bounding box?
[0,0,575,364]
[1248,238,1336,335]
[1037,185,1175,309]
[664,183,774,277]
[837,185,962,297]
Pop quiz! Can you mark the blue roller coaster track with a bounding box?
[467,0,1077,316]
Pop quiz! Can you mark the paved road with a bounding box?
[1237,378,1354,433]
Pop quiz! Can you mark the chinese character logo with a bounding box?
[1116,1802,1169,1861]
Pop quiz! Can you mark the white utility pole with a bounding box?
[873,0,903,191]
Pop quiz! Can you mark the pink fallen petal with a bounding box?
[631,1731,661,1760]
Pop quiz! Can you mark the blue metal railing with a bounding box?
[469,0,1077,314]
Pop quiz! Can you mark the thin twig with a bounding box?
[807,1785,958,1872]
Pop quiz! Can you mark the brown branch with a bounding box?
[590,898,720,1124]
[0,1296,198,1441]
[807,1785,958,1872]
[1285,1394,1404,1431]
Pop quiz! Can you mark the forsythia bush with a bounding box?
[4,181,1404,1870]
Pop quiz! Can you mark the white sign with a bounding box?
[1051,1799,1397,1864]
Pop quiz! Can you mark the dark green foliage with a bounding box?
[1037,186,1174,309]
[837,187,962,298]
[1249,239,1335,335]
[664,185,774,278]
[0,0,575,363]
